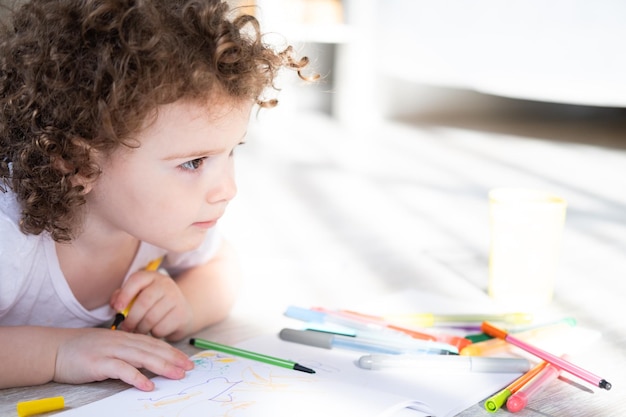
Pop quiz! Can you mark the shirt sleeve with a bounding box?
[0,192,42,318]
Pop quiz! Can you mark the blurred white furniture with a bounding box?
[377,0,626,108]
[257,0,626,129]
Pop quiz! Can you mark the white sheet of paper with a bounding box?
[56,345,434,417]
[57,290,540,417]
[237,334,522,417]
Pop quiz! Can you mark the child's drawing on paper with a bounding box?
[138,376,240,407]
[55,348,420,417]
[123,351,321,417]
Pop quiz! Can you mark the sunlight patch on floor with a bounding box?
[221,110,626,329]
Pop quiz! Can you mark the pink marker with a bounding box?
[506,357,565,413]
[481,321,611,391]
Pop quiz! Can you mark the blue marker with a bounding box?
[284,306,459,353]
[279,328,456,355]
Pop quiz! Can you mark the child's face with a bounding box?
[85,99,252,252]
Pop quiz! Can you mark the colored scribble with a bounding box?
[117,350,322,417]
[52,344,430,417]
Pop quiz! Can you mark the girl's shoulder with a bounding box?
[0,189,43,254]
[0,190,49,313]
[0,188,20,218]
[0,189,22,232]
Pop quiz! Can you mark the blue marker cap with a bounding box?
[284,306,327,322]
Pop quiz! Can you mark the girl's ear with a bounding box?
[73,150,103,196]
[71,168,97,195]
[52,137,102,195]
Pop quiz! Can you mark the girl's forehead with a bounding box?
[140,98,250,130]
[127,99,252,149]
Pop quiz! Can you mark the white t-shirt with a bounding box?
[0,190,221,328]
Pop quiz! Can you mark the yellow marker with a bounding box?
[17,396,64,417]
[111,257,163,330]
[383,312,533,327]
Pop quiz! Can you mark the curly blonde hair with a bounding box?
[0,0,310,242]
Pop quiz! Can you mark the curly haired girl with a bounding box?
[0,0,311,390]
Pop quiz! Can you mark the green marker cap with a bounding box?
[465,333,493,343]
[484,388,512,413]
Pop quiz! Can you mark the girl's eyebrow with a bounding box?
[163,149,217,161]
[162,132,248,161]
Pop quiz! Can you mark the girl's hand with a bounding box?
[110,269,194,341]
[54,328,193,391]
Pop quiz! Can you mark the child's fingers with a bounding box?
[54,329,193,390]
[135,333,194,372]
[121,275,189,338]
[110,271,157,314]
[132,299,172,335]
[102,358,155,391]
[115,338,192,380]
[151,300,194,341]
[119,279,170,333]
[100,335,192,390]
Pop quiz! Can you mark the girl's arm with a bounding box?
[173,238,242,339]
[0,326,193,390]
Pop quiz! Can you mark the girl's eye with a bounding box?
[230,142,245,157]
[179,157,206,171]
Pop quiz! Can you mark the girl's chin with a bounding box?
[153,234,207,254]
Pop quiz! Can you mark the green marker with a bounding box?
[484,388,513,412]
[189,338,315,374]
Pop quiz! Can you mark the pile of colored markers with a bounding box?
[280,306,612,414]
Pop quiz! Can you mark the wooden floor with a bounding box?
[226,99,626,416]
[229,98,626,322]
[1,95,625,416]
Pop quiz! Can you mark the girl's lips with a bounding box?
[193,220,217,229]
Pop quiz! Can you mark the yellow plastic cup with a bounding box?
[488,188,567,308]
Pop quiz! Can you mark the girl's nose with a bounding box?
[206,166,237,204]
